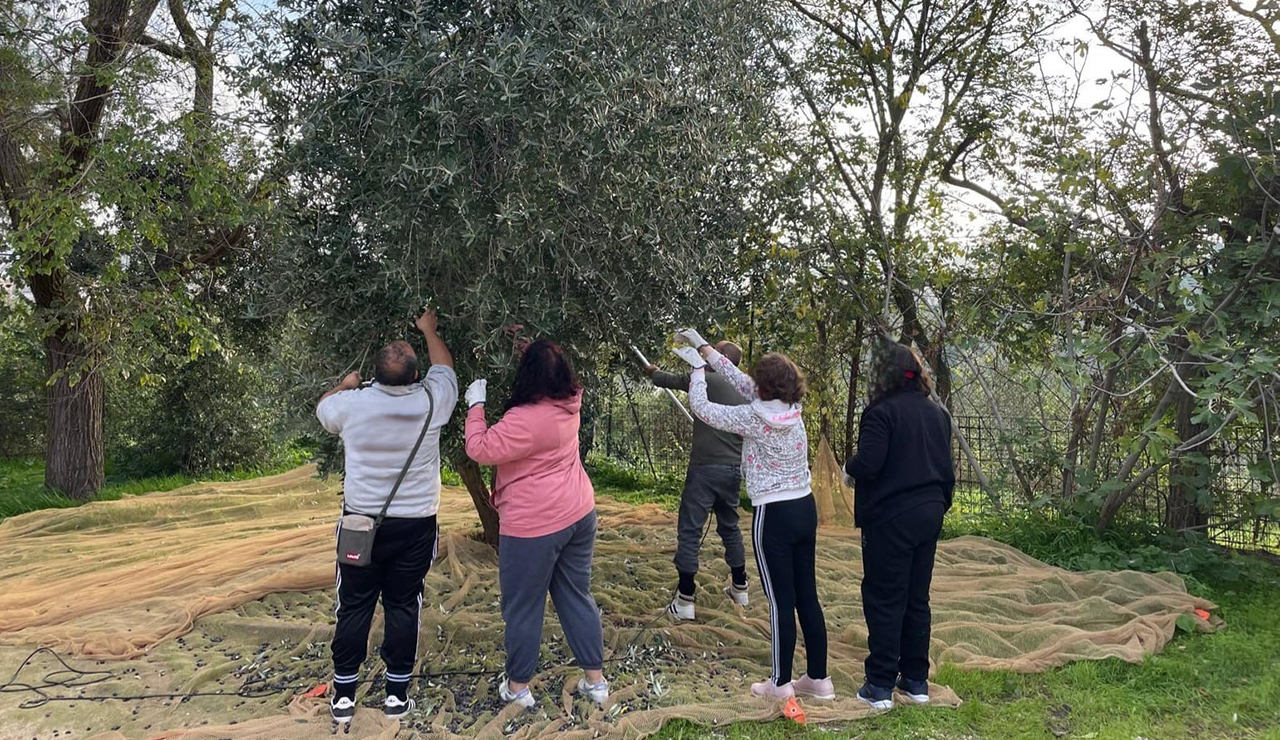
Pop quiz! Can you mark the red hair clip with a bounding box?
[905,370,916,378]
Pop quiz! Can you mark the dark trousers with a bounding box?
[753,494,827,685]
[860,500,945,687]
[498,510,604,684]
[332,515,437,686]
[674,464,746,576]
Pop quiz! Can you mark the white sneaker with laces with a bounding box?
[383,695,415,719]
[666,592,695,620]
[499,678,536,709]
[577,676,609,705]
[724,580,749,607]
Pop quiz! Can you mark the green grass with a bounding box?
[643,497,1280,740]
[0,446,312,521]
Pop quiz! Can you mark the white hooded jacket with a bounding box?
[688,350,812,506]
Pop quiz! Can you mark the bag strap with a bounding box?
[375,385,436,526]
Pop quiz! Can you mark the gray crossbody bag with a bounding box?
[336,387,435,567]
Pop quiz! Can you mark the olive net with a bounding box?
[0,465,1216,740]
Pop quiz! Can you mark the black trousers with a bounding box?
[860,500,945,687]
[332,515,437,686]
[753,494,827,685]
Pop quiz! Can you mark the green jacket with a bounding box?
[651,368,747,467]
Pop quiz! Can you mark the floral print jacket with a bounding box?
[688,350,812,507]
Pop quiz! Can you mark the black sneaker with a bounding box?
[383,695,415,719]
[330,696,356,724]
[896,676,930,704]
[856,681,894,710]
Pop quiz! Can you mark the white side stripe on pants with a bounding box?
[753,503,781,684]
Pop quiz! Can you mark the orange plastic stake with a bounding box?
[783,696,807,725]
[1194,608,1211,621]
[301,683,329,699]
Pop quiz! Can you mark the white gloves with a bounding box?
[465,379,487,408]
[673,328,709,349]
[673,346,707,369]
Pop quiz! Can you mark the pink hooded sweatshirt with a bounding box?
[464,390,595,538]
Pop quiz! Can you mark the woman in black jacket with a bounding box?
[844,342,954,710]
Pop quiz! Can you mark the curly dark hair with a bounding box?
[753,352,805,404]
[868,341,933,406]
[503,339,581,412]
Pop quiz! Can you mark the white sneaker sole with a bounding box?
[723,586,748,607]
[666,606,696,621]
[796,690,836,701]
[900,691,930,704]
[857,694,894,710]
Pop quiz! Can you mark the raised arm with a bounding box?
[415,308,454,369]
[674,328,758,400]
[647,365,692,392]
[845,405,891,482]
[688,368,757,437]
[465,405,541,465]
[701,348,757,401]
[316,371,361,434]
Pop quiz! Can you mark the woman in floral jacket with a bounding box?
[670,329,832,702]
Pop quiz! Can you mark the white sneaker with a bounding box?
[724,581,749,607]
[666,592,695,620]
[577,676,609,705]
[499,678,536,709]
[383,695,415,719]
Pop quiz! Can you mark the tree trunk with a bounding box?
[816,316,832,443]
[842,322,863,462]
[1061,397,1090,500]
[44,333,104,500]
[1164,383,1209,532]
[454,453,500,549]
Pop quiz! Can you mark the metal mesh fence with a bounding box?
[592,375,1280,553]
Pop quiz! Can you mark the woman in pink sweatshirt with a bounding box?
[463,339,608,710]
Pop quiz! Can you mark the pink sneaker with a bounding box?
[750,678,795,700]
[792,674,835,700]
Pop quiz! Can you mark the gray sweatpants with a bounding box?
[498,510,604,683]
[674,464,746,575]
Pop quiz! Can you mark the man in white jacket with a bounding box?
[316,309,458,724]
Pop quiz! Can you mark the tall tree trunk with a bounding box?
[44,333,104,499]
[816,316,832,442]
[842,320,863,462]
[1164,382,1209,532]
[454,453,500,549]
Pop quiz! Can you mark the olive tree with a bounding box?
[256,0,783,545]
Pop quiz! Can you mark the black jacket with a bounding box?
[845,387,955,528]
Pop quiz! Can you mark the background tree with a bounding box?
[0,0,266,497]
[774,0,1060,403]
[944,0,1280,531]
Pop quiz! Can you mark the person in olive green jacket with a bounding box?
[645,340,750,620]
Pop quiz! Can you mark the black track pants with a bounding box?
[860,500,945,687]
[332,515,437,690]
[752,494,827,685]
